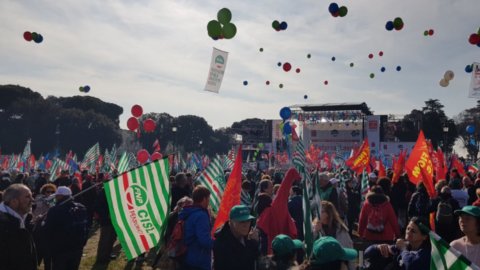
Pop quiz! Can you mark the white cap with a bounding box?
[329,178,340,184]
[368,172,378,179]
[55,186,72,196]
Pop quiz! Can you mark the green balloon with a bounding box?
[350,62,354,67]
[423,30,428,36]
[222,23,237,39]
[31,32,38,40]
[393,17,403,28]
[217,8,232,24]
[338,6,348,17]
[272,20,280,30]
[79,86,84,92]
[207,20,222,38]
[370,73,375,79]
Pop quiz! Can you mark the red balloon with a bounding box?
[23,31,32,41]
[368,53,374,59]
[266,80,270,85]
[428,29,434,36]
[143,118,156,132]
[296,68,301,73]
[324,80,328,85]
[283,62,292,72]
[137,149,150,164]
[151,152,163,161]
[378,51,384,57]
[127,117,139,131]
[469,34,480,45]
[131,104,143,117]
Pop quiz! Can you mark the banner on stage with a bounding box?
[204,47,229,93]
[468,62,480,98]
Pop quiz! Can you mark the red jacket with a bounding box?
[473,198,480,207]
[358,193,400,242]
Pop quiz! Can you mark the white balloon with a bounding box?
[443,70,454,81]
[439,78,449,87]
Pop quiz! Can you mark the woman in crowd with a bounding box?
[300,236,357,270]
[313,201,352,249]
[450,206,480,266]
[363,216,431,270]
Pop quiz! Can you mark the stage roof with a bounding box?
[289,102,373,115]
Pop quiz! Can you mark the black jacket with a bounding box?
[213,221,259,270]
[0,211,37,270]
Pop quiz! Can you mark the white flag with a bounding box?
[468,62,480,98]
[204,47,228,93]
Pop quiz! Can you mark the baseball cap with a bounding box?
[454,205,480,218]
[311,236,357,265]
[55,186,72,196]
[229,205,255,222]
[272,234,303,256]
[329,178,340,185]
[368,172,378,179]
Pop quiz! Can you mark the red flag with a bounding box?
[257,168,300,254]
[212,145,243,235]
[346,139,370,174]
[392,150,406,184]
[29,154,36,169]
[377,159,386,178]
[451,155,466,177]
[152,139,161,153]
[405,130,436,198]
[435,148,447,180]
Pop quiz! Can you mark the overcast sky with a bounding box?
[1,0,479,130]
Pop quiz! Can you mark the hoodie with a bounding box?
[358,192,400,241]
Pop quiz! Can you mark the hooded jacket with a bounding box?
[179,205,213,270]
[358,192,400,241]
[213,221,259,270]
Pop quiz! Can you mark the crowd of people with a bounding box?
[0,163,480,270]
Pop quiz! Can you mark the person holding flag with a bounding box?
[450,206,480,266]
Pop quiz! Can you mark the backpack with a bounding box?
[366,205,385,233]
[67,202,89,248]
[436,201,453,225]
[166,218,188,261]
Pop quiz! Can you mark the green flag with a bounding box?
[104,159,170,260]
[429,228,479,270]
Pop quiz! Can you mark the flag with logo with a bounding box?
[429,228,480,270]
[196,158,225,214]
[204,47,229,93]
[345,139,370,174]
[104,159,170,260]
[405,130,436,198]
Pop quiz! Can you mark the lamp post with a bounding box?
[443,126,449,153]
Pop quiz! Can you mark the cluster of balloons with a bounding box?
[23,31,43,43]
[136,149,163,164]
[272,20,288,31]
[207,8,237,40]
[465,64,475,73]
[466,125,476,134]
[468,28,480,47]
[79,85,91,93]
[328,3,348,17]
[439,70,455,87]
[368,51,383,59]
[423,29,435,36]
[385,17,404,31]
[126,105,156,133]
[279,107,293,136]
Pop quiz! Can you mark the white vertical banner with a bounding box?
[204,47,229,93]
[468,62,480,98]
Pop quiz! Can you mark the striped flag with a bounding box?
[240,190,252,208]
[360,169,369,205]
[81,142,100,169]
[429,229,480,270]
[195,158,226,214]
[225,148,235,170]
[21,139,31,161]
[293,140,314,257]
[104,159,170,260]
[117,152,131,173]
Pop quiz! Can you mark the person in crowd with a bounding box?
[317,172,338,210]
[32,183,56,270]
[165,196,193,240]
[429,186,461,242]
[44,186,88,270]
[76,174,97,232]
[94,177,117,265]
[0,190,3,203]
[171,173,192,211]
[473,188,480,207]
[0,171,11,191]
[450,178,469,208]
[0,184,37,270]
[268,234,303,270]
[53,170,72,187]
[34,171,48,195]
[407,182,431,220]
[390,175,409,231]
[273,183,281,199]
[300,236,358,270]
[358,185,400,242]
[213,205,259,270]
[288,185,304,240]
[368,172,378,188]
[330,177,348,221]
[14,173,27,184]
[240,180,253,208]
[464,176,478,206]
[313,200,354,270]
[450,206,480,266]
[363,216,431,270]
[255,178,274,216]
[179,185,213,270]
[345,176,361,235]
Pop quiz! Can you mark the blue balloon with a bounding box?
[283,122,292,134]
[467,125,475,134]
[83,85,90,93]
[279,107,292,120]
[34,34,43,43]
[466,65,473,73]
[277,62,282,67]
[385,21,394,31]
[279,21,288,30]
[396,66,401,71]
[328,3,339,14]
[243,80,248,86]
[331,56,336,61]
[381,67,386,72]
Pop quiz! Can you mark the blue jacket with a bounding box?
[179,205,213,270]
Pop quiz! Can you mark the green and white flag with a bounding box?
[430,229,480,270]
[104,159,170,260]
[196,158,225,214]
[81,142,100,169]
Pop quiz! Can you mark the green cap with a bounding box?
[311,236,357,265]
[272,234,303,256]
[229,205,255,222]
[454,205,480,217]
